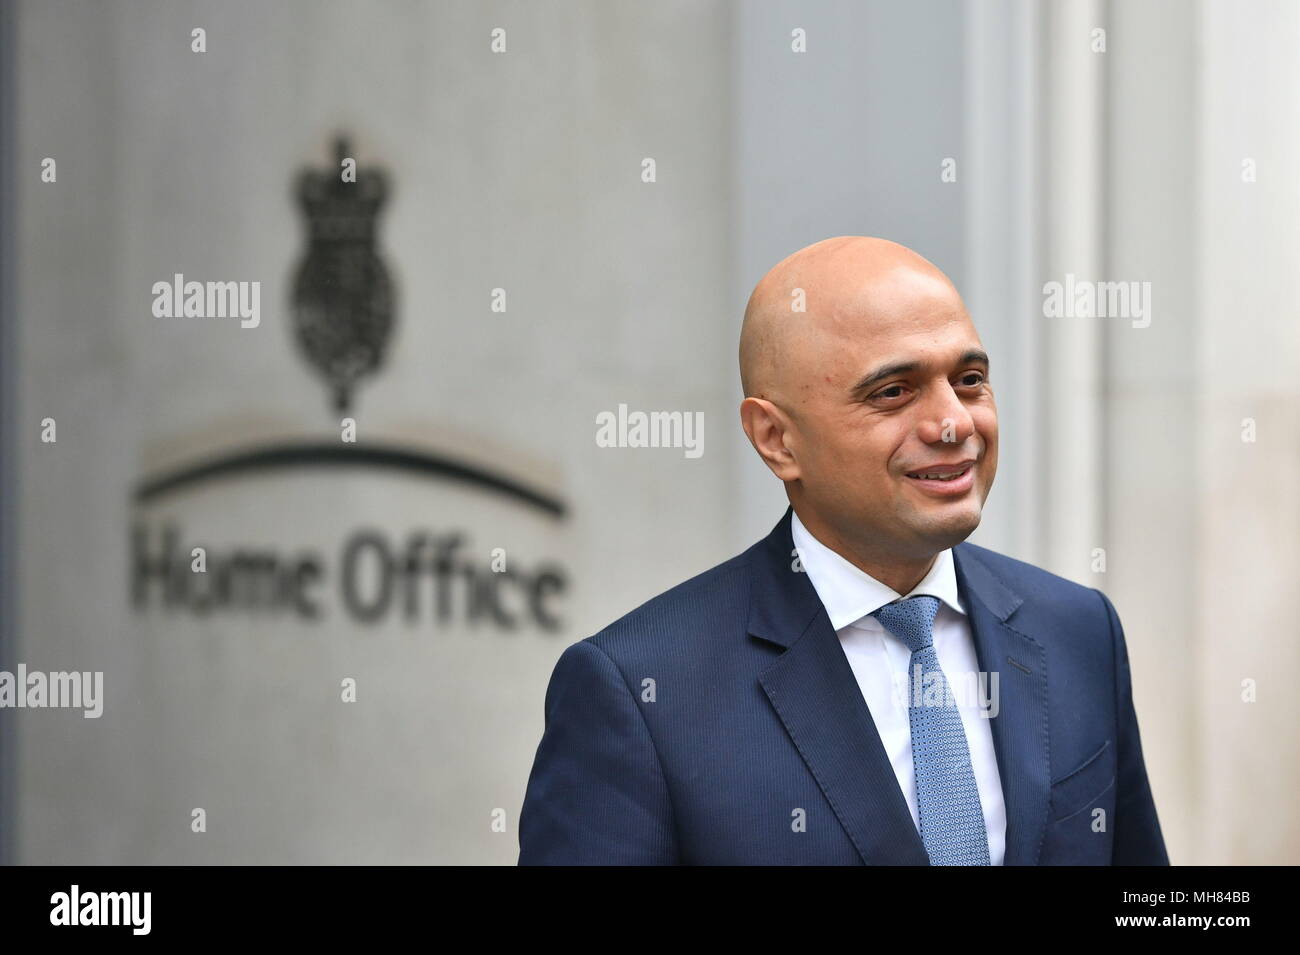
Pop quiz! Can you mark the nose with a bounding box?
[915,379,975,447]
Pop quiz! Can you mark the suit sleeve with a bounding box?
[1095,588,1171,865]
[517,639,679,864]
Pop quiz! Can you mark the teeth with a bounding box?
[911,466,968,481]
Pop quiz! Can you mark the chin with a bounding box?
[923,507,982,546]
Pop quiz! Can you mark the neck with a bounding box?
[793,507,938,596]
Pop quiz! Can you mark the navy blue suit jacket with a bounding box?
[518,507,1169,865]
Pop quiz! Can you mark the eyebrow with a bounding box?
[849,349,990,396]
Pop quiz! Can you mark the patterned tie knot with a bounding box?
[871,594,940,653]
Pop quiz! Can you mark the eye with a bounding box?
[870,384,909,401]
[957,371,986,387]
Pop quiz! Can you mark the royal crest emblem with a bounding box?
[291,136,395,413]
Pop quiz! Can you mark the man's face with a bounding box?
[783,271,998,559]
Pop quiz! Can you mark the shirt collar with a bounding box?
[790,508,965,630]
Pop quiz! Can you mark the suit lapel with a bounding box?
[751,508,928,865]
[749,507,1052,866]
[952,543,1051,865]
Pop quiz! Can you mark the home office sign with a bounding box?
[129,138,569,635]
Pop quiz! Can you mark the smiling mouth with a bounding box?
[904,462,974,482]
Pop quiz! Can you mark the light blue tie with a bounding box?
[872,595,990,866]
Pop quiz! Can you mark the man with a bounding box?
[518,236,1169,865]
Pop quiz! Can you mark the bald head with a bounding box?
[738,236,961,400]
[736,235,996,590]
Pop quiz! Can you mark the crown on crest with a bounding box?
[295,136,389,242]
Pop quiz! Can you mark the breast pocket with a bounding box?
[1049,739,1115,823]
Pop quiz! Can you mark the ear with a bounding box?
[740,397,801,482]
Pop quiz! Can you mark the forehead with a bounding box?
[817,271,979,366]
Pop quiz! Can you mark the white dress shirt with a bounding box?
[790,509,1007,865]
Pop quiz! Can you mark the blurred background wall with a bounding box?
[2,0,1295,864]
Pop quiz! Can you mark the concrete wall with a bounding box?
[12,0,736,864]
